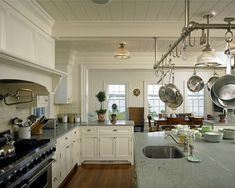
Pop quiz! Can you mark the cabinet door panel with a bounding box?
[115,136,132,159]
[99,136,115,159]
[81,136,97,159]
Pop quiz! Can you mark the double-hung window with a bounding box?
[107,84,127,120]
[146,84,166,118]
[186,89,204,116]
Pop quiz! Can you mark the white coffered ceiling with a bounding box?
[36,0,235,53]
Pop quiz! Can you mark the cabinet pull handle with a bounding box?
[113,129,117,132]
[87,129,91,132]
[73,141,76,143]
[66,146,70,148]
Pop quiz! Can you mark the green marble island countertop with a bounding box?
[134,132,235,188]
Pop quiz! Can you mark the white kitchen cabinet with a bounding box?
[81,126,134,164]
[54,64,72,104]
[99,135,115,159]
[52,142,60,188]
[81,127,98,161]
[71,127,80,166]
[115,136,132,160]
[99,126,133,163]
[52,128,80,188]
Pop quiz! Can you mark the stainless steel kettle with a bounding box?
[0,135,15,158]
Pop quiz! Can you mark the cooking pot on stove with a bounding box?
[0,135,15,158]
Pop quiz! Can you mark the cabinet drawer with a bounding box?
[81,127,97,134]
[99,126,133,134]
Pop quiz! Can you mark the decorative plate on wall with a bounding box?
[133,88,140,96]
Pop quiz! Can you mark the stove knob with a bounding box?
[15,169,22,177]
[0,181,7,188]
[7,174,15,183]
[48,148,53,155]
[28,161,34,169]
[40,153,46,159]
[20,166,28,174]
[34,157,40,164]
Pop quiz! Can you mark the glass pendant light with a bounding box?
[197,13,221,66]
[114,42,130,59]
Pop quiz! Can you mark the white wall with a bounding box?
[88,68,223,119]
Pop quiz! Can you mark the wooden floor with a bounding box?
[62,164,134,188]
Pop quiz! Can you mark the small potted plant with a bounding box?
[110,103,118,123]
[96,91,107,122]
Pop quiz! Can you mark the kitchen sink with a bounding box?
[143,145,185,159]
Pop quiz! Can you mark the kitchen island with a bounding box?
[203,120,235,131]
[134,132,235,188]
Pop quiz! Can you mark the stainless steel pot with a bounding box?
[165,83,181,103]
[210,86,224,108]
[207,68,219,91]
[159,85,168,103]
[213,53,235,100]
[165,92,183,109]
[187,67,204,92]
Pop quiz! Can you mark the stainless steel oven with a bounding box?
[17,159,54,188]
[0,137,56,188]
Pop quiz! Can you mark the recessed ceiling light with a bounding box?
[92,0,111,4]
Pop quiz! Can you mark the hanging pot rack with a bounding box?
[153,0,235,70]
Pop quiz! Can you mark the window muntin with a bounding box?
[186,89,204,116]
[108,84,126,120]
[147,84,165,117]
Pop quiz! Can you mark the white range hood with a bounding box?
[0,51,66,95]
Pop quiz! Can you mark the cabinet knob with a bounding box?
[113,129,117,132]
[66,146,70,149]
[74,131,77,134]
[87,129,91,132]
[65,137,68,140]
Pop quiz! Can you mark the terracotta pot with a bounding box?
[97,113,105,122]
[111,114,117,123]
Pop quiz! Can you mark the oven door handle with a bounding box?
[26,159,54,185]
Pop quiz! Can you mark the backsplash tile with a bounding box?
[0,103,30,132]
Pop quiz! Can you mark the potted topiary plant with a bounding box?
[96,91,107,122]
[110,103,118,123]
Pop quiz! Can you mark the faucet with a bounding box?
[165,133,179,144]
[165,133,192,154]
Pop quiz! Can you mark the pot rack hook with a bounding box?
[224,17,235,55]
[200,29,206,45]
[188,33,195,47]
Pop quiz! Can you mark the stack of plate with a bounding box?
[204,132,223,143]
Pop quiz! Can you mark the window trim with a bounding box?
[144,81,166,119]
[104,81,129,120]
[185,85,205,116]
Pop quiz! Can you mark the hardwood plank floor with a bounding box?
[62,164,134,188]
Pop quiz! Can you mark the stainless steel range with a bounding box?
[0,131,56,188]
